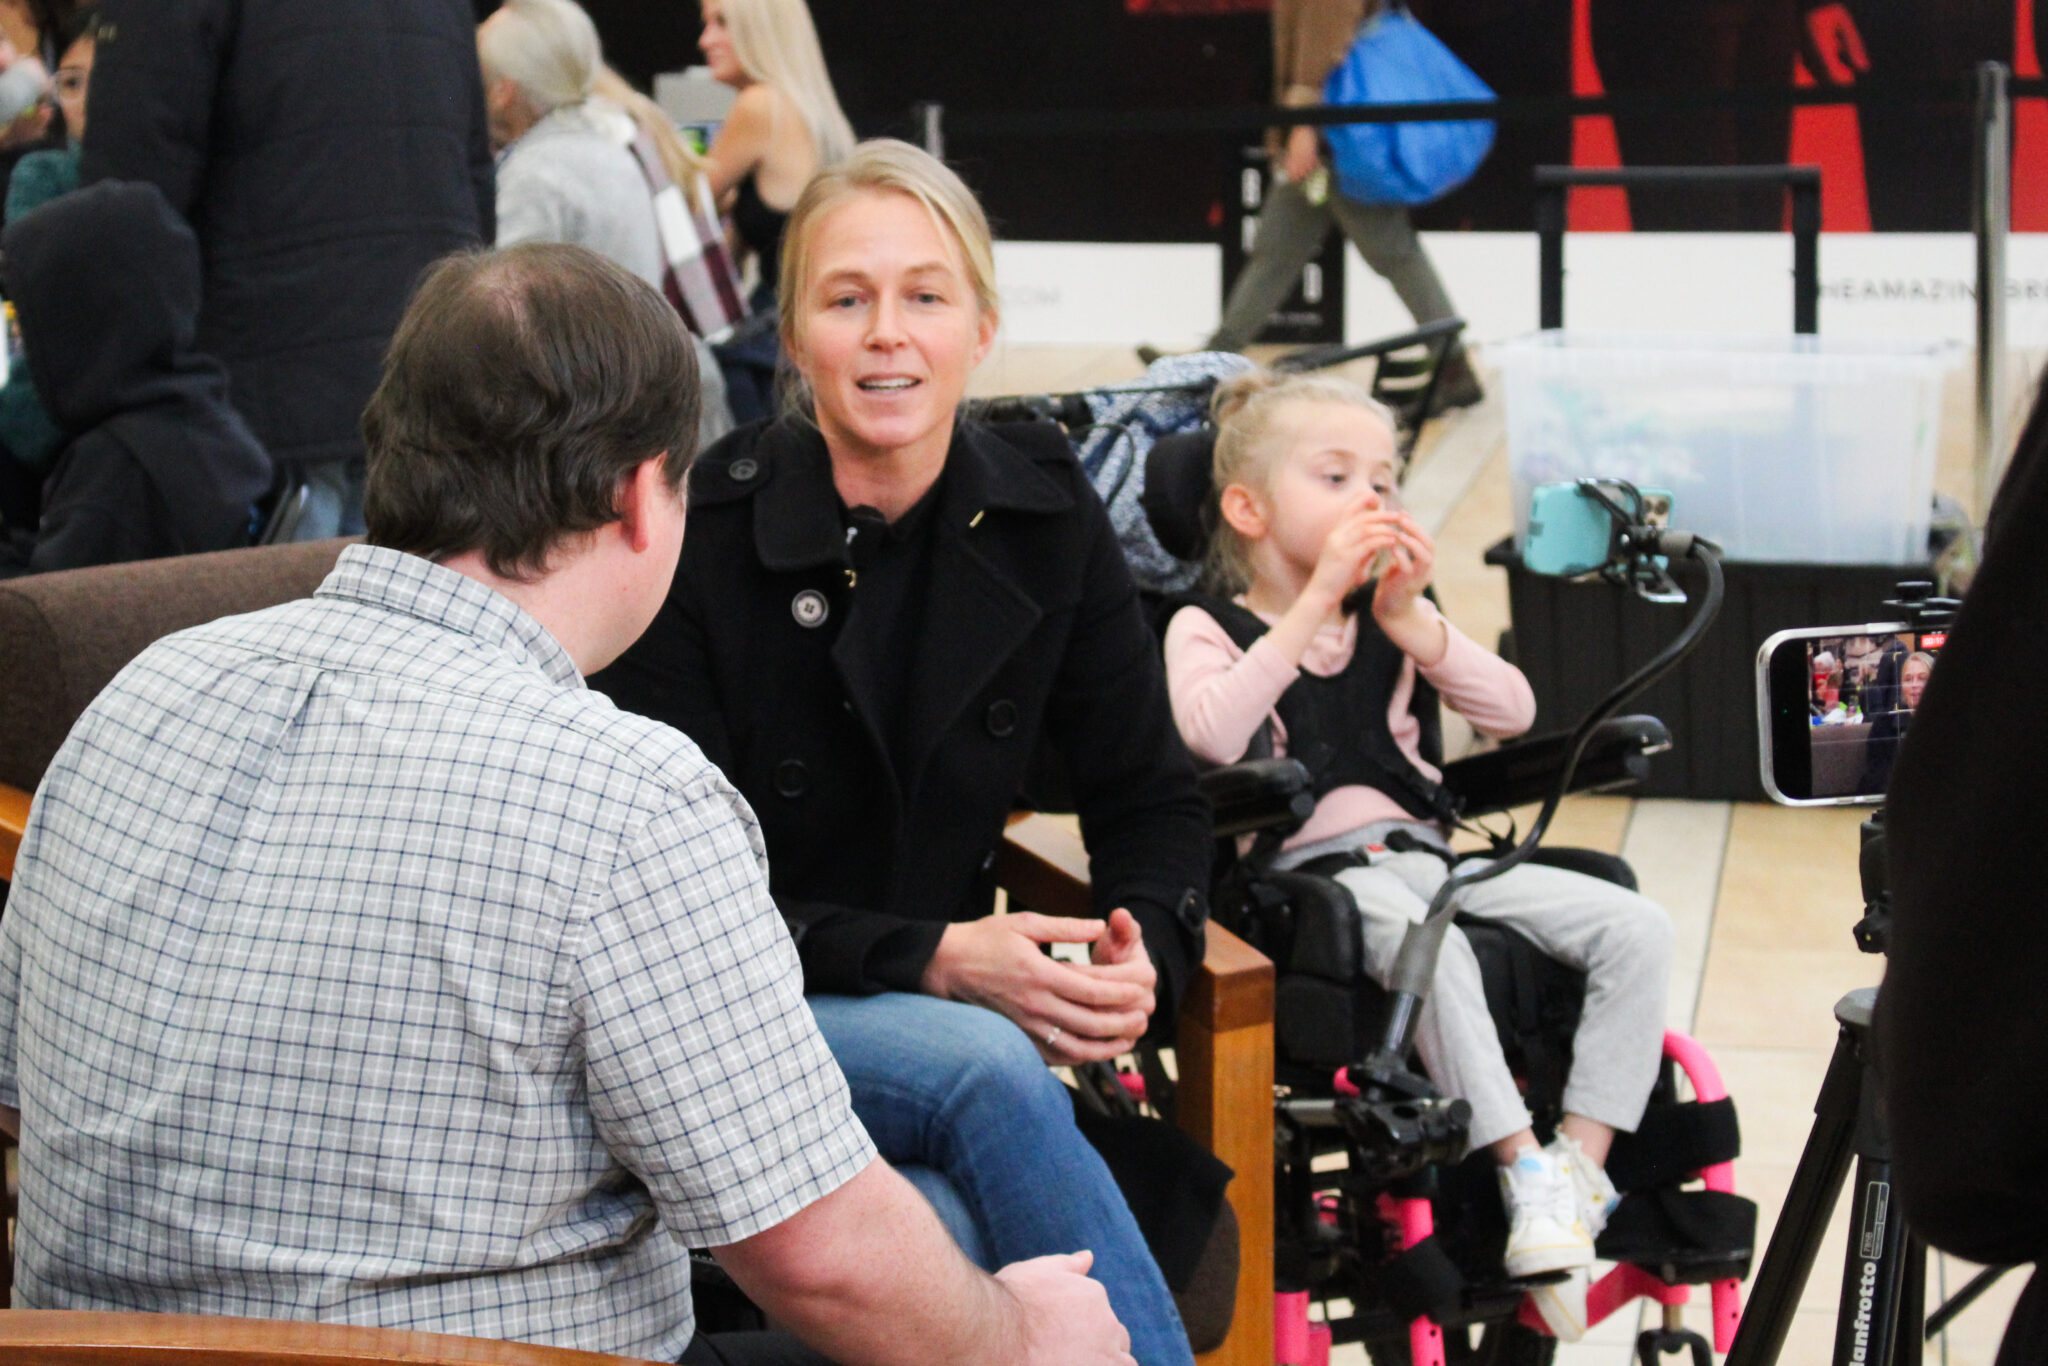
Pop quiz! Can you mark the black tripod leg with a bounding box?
[1727,1024,1863,1366]
[1832,1153,1910,1365]
[1926,1261,2014,1340]
[1897,1236,1926,1366]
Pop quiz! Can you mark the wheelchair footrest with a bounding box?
[1595,1189,1757,1285]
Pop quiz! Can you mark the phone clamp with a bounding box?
[1573,478,1691,604]
[1881,580,1961,637]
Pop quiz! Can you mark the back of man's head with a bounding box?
[477,0,601,114]
[362,243,699,581]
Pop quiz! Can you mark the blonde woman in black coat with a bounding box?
[594,141,1209,1366]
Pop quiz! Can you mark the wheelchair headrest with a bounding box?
[1141,428,1220,564]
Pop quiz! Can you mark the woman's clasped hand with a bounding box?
[922,908,1159,1065]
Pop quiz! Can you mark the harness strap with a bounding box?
[1605,1097,1742,1193]
[1377,1233,1467,1323]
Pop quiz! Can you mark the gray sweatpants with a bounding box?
[1293,828,1673,1151]
[1208,175,1464,354]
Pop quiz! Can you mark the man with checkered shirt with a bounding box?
[0,243,1132,1366]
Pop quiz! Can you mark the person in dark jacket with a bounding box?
[78,0,494,540]
[0,180,271,576]
[1877,381,2048,1366]
[592,141,1212,1366]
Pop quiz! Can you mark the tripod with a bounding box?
[1729,589,2011,1365]
[1724,811,1924,1366]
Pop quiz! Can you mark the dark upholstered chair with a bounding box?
[0,539,354,1311]
[0,542,1275,1366]
[0,538,356,880]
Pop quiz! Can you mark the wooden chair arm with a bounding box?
[0,779,28,883]
[0,1311,665,1366]
[999,813,1275,1366]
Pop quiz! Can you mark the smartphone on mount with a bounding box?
[1756,623,1948,805]
[1523,481,1675,580]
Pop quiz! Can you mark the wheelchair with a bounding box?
[1052,385,1760,1366]
[1187,748,1754,1366]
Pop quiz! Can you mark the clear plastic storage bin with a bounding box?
[1496,332,1952,564]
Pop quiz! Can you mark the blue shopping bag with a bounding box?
[1322,4,1495,206]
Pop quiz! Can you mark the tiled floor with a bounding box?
[988,342,2026,1364]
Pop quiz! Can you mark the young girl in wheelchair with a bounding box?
[1162,368,1674,1337]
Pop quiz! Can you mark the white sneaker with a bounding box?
[1547,1133,1621,1238]
[1498,1145,1594,1277]
[1526,1267,1591,1342]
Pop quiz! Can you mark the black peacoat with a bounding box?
[592,415,1211,1026]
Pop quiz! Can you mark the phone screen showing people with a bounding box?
[1763,627,1944,802]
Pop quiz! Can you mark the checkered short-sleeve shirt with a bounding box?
[0,545,874,1360]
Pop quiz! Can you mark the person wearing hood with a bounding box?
[0,179,271,576]
[0,2,95,521]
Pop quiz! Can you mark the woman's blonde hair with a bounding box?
[478,0,599,114]
[716,0,856,168]
[1205,368,1399,593]
[776,139,999,391]
[593,67,712,189]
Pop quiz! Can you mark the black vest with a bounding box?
[1171,592,1462,826]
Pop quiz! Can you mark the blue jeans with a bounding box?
[807,993,1194,1366]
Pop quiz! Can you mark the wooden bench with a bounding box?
[0,1310,668,1366]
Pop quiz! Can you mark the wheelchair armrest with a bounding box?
[0,780,29,883]
[1441,715,1671,818]
[1197,758,1316,840]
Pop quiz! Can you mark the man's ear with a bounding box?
[615,454,672,554]
[1218,482,1267,540]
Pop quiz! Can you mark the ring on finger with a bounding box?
[1045,1026,1063,1048]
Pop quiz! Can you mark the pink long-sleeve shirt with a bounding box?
[1164,599,1539,850]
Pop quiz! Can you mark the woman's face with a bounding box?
[54,34,90,142]
[699,2,743,86]
[789,189,995,470]
[1901,658,1931,711]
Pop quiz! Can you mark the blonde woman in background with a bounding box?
[697,0,854,313]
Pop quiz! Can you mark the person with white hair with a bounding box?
[478,0,738,447]
[1809,649,1856,726]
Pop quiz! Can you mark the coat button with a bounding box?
[985,699,1019,738]
[791,589,830,628]
[728,457,760,482]
[774,759,809,798]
